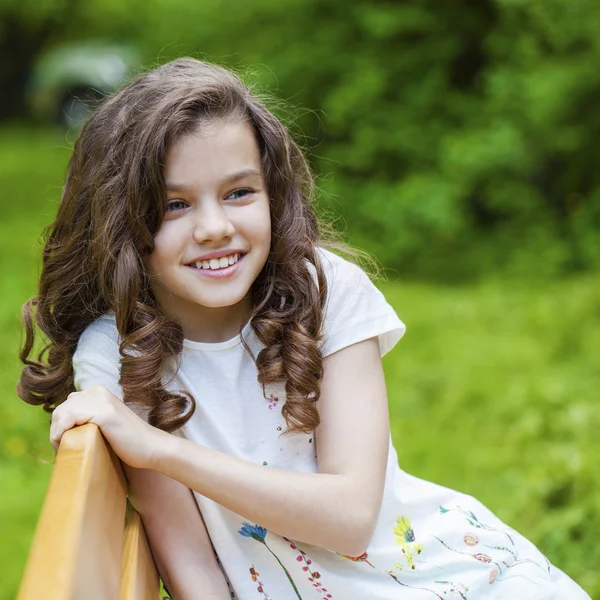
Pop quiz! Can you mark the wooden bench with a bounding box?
[18,423,161,599]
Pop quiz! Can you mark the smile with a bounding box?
[185,252,245,278]
[191,253,242,271]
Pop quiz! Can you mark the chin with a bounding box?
[195,293,248,309]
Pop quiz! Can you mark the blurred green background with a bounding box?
[0,0,598,597]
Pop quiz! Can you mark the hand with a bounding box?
[50,385,166,469]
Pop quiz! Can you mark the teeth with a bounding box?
[194,253,240,270]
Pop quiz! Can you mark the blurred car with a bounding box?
[27,41,140,128]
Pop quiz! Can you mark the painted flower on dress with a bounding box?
[285,538,333,599]
[393,516,423,571]
[394,517,416,543]
[249,565,273,599]
[341,549,450,599]
[339,552,370,562]
[473,553,492,564]
[267,394,279,410]
[238,523,267,543]
[238,522,303,599]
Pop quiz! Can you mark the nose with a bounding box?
[192,201,236,244]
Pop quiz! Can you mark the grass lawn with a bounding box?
[0,126,597,599]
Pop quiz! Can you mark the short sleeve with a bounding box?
[72,316,124,401]
[72,314,150,421]
[318,249,406,358]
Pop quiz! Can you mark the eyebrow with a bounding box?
[165,168,263,192]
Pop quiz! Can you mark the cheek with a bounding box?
[145,224,180,273]
[245,198,271,246]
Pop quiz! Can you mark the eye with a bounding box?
[227,188,254,201]
[165,199,188,212]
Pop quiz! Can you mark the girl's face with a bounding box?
[145,119,271,338]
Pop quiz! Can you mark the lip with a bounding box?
[186,249,247,264]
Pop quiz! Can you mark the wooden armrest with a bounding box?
[18,423,160,600]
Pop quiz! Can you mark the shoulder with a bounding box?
[316,247,386,312]
[316,247,366,284]
[315,248,406,358]
[71,312,124,399]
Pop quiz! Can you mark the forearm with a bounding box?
[123,465,231,600]
[145,512,231,600]
[153,435,374,556]
[162,561,230,600]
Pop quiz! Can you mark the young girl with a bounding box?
[19,59,589,600]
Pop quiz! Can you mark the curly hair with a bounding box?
[17,58,336,435]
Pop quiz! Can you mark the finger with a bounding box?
[50,410,93,452]
[49,391,86,451]
[49,411,61,453]
[50,415,67,452]
[51,393,78,423]
[50,413,83,451]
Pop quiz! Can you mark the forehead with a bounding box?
[164,120,262,187]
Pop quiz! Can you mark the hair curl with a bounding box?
[17,58,337,434]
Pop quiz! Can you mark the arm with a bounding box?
[52,337,390,557]
[69,335,231,599]
[123,464,231,600]
[152,337,389,557]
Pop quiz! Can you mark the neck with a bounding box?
[188,300,251,343]
[166,298,252,343]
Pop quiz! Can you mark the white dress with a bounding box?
[72,249,590,600]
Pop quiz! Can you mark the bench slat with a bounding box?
[119,503,160,600]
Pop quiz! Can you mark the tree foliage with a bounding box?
[2,0,598,277]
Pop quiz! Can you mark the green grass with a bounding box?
[0,126,596,598]
[382,277,598,595]
[0,126,72,599]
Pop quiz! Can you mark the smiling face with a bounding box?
[145,119,271,341]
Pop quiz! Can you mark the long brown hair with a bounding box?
[17,58,338,435]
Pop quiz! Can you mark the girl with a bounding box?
[19,59,589,600]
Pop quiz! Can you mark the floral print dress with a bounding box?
[72,249,590,600]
